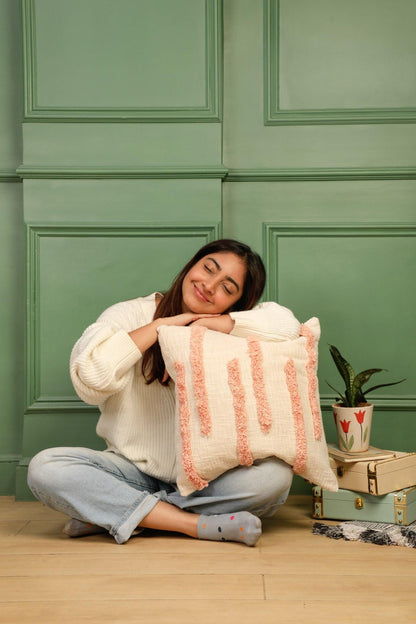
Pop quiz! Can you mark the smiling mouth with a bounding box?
[193,284,211,303]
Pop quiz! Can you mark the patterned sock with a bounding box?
[197,512,262,547]
[63,518,107,538]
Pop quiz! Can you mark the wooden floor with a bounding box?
[0,495,415,624]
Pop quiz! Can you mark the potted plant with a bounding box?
[327,345,405,453]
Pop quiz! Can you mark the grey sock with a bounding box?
[63,518,107,538]
[197,511,262,547]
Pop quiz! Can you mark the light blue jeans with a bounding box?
[27,447,293,544]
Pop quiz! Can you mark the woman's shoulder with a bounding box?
[231,300,297,319]
[229,300,301,341]
[96,292,160,329]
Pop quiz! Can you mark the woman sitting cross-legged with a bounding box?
[28,239,300,546]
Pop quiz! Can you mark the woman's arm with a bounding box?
[70,301,219,406]
[188,314,235,334]
[189,302,301,341]
[70,321,141,406]
[127,312,221,351]
[229,301,301,341]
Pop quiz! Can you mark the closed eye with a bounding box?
[204,257,241,294]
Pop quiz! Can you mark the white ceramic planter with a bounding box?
[333,404,373,452]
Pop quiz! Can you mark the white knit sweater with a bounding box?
[70,293,301,483]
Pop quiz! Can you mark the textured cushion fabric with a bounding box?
[158,318,338,496]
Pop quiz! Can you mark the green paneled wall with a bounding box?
[16,0,224,499]
[224,0,416,168]
[0,0,415,499]
[0,183,24,495]
[0,0,22,170]
[30,1,208,109]
[0,0,23,494]
[222,0,416,493]
[26,221,220,412]
[23,0,221,121]
[266,0,416,123]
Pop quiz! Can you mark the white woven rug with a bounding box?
[313,520,416,548]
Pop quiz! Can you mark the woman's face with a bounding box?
[182,251,247,314]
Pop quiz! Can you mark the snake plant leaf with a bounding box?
[352,368,384,404]
[329,345,355,394]
[325,380,347,406]
[353,368,385,389]
[345,387,355,407]
[353,387,367,406]
[364,378,406,396]
[328,344,406,407]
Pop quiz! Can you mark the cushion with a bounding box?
[158,318,338,496]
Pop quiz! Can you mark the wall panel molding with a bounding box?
[16,166,416,181]
[17,166,416,181]
[0,454,22,463]
[264,222,416,298]
[0,170,21,182]
[264,0,416,125]
[0,455,21,496]
[25,222,220,413]
[18,165,228,179]
[23,0,222,122]
[226,167,416,182]
[263,222,416,410]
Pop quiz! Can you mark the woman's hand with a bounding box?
[128,313,220,353]
[154,312,220,329]
[190,314,235,334]
[159,314,233,383]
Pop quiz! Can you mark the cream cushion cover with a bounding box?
[158,318,338,496]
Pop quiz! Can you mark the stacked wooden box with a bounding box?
[312,445,416,525]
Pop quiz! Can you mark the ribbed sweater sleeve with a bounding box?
[70,299,145,406]
[68,294,177,482]
[229,301,301,342]
[70,325,141,405]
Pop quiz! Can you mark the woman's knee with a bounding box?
[28,448,59,491]
[27,447,77,495]
[244,457,293,515]
[251,457,293,496]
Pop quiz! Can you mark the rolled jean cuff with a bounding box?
[111,492,162,544]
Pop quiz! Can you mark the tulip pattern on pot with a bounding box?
[355,410,368,446]
[339,418,352,451]
[327,343,405,453]
[333,404,373,452]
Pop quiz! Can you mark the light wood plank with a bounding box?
[1,495,415,624]
[0,551,262,576]
[0,574,264,602]
[0,549,415,577]
[0,500,68,521]
[261,524,416,557]
[0,599,414,624]
[0,521,29,537]
[265,573,416,601]
[0,520,257,554]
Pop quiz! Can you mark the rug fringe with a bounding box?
[312,520,416,548]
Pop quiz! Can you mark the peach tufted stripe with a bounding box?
[227,358,254,467]
[284,358,307,475]
[174,360,208,491]
[247,336,272,433]
[300,323,322,440]
[190,325,211,436]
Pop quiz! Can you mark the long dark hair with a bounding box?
[142,239,266,384]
